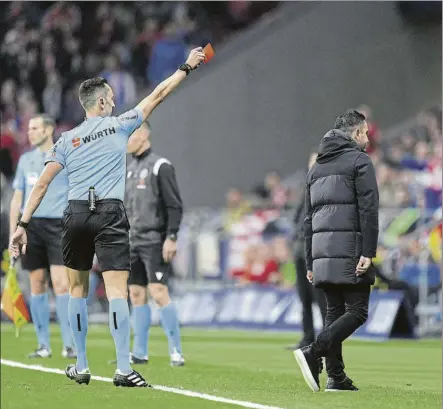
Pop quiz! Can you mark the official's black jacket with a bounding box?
[304,130,379,287]
[125,148,183,246]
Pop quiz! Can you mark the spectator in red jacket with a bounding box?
[231,243,280,286]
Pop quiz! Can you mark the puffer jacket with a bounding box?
[304,130,379,287]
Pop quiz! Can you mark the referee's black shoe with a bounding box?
[325,376,359,392]
[293,346,320,392]
[113,369,150,387]
[65,364,91,385]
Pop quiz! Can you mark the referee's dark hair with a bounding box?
[334,110,366,135]
[32,113,56,134]
[78,77,109,110]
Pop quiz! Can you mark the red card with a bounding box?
[203,43,215,63]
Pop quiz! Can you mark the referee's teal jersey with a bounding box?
[13,148,69,218]
[45,108,143,201]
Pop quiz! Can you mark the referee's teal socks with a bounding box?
[56,293,74,349]
[131,304,151,359]
[160,303,182,355]
[109,298,132,374]
[68,297,89,371]
[30,293,50,349]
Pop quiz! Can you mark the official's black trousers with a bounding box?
[312,284,370,380]
[295,256,327,342]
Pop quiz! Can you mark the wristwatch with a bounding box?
[178,63,192,76]
[167,233,177,242]
[17,220,29,229]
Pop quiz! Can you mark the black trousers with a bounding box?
[312,284,370,380]
[295,256,327,341]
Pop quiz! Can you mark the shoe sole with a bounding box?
[113,382,148,387]
[74,376,91,385]
[325,389,358,392]
[65,372,91,385]
[293,350,320,392]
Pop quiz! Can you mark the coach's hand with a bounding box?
[9,226,27,258]
[356,256,371,276]
[307,270,313,284]
[163,238,177,263]
[185,47,206,70]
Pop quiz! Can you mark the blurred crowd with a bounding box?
[0,1,440,296]
[376,106,442,211]
[0,1,279,169]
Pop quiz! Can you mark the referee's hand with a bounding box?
[185,47,206,70]
[163,238,177,263]
[9,226,27,258]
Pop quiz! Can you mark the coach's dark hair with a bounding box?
[32,113,55,134]
[334,110,366,135]
[78,77,109,110]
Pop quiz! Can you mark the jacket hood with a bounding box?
[316,129,362,164]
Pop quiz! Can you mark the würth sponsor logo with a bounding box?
[81,127,116,144]
[72,138,81,148]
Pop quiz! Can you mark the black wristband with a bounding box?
[167,233,177,242]
[17,220,29,229]
[178,63,192,76]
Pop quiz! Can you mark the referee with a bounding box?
[125,121,184,367]
[10,47,206,387]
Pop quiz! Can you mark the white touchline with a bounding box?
[1,359,285,409]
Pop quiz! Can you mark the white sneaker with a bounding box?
[170,350,185,367]
[28,346,52,359]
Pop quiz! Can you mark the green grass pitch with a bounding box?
[1,324,441,409]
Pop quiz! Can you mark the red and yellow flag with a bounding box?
[1,251,30,334]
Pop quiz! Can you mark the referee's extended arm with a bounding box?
[135,47,206,121]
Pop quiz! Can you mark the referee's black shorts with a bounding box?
[22,217,64,271]
[129,242,172,287]
[62,199,130,272]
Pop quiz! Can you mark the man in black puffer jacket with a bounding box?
[294,110,379,393]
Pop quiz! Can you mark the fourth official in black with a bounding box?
[125,120,185,367]
[294,110,379,392]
